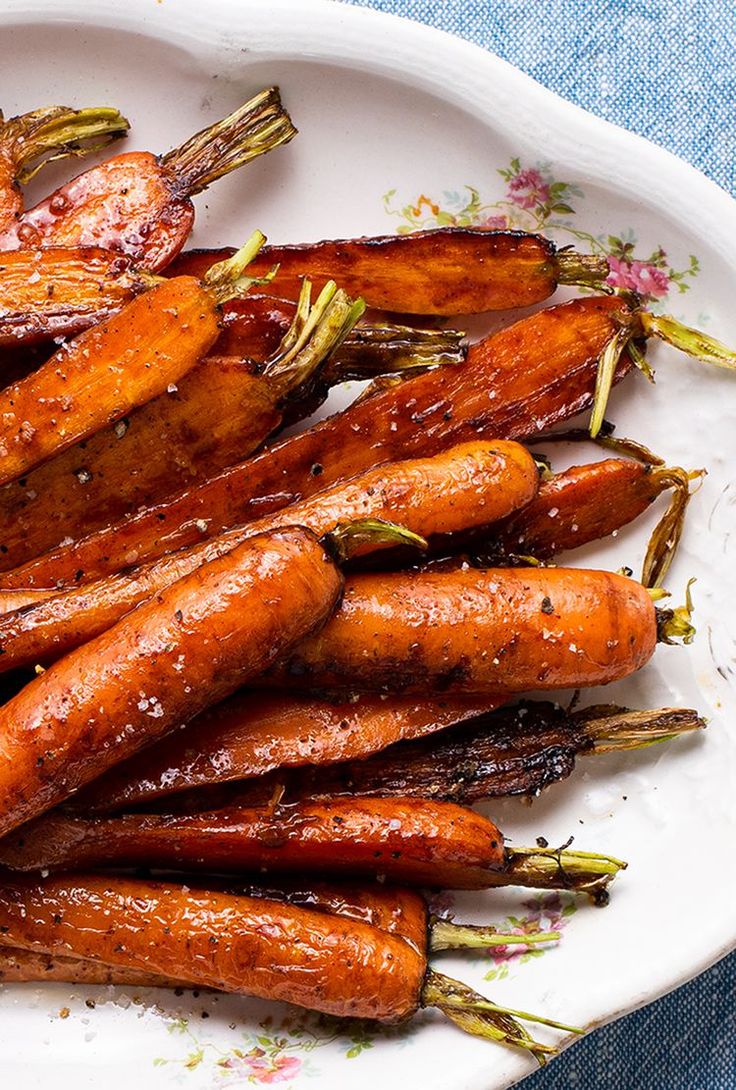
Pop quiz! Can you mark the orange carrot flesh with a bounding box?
[0,276,221,487]
[75,691,504,813]
[0,874,425,1021]
[0,798,507,888]
[0,526,342,838]
[0,441,538,667]
[0,295,635,586]
[270,567,657,694]
[170,228,607,314]
[0,247,154,348]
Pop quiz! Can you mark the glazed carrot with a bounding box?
[0,89,295,270]
[0,441,537,666]
[0,874,570,1057]
[0,105,129,233]
[0,945,178,987]
[0,797,626,896]
[0,247,156,348]
[269,567,658,694]
[206,703,704,811]
[0,235,280,487]
[1,295,636,584]
[0,524,344,838]
[75,692,504,814]
[0,280,366,569]
[169,228,609,314]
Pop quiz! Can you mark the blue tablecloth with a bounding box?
[338,2,736,1086]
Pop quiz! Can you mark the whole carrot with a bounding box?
[270,567,660,694]
[0,105,129,233]
[0,523,349,838]
[0,441,537,667]
[0,873,572,1058]
[169,227,608,314]
[0,233,276,487]
[0,89,295,269]
[75,691,503,814]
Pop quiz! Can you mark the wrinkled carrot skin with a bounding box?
[0,442,537,664]
[272,567,657,694]
[0,356,283,572]
[0,153,194,270]
[0,883,428,983]
[0,527,342,838]
[0,248,153,348]
[0,875,426,1021]
[170,229,561,315]
[487,458,663,561]
[1,296,634,586]
[0,799,507,889]
[76,691,504,813]
[0,276,220,487]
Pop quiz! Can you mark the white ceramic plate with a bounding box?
[1,2,735,1088]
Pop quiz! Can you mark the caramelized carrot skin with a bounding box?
[273,567,657,694]
[0,442,538,663]
[0,946,180,987]
[0,276,219,487]
[0,527,342,837]
[0,247,150,348]
[0,799,507,888]
[0,153,194,271]
[170,229,559,314]
[0,875,426,1021]
[0,356,281,572]
[76,691,504,813]
[491,459,662,560]
[1,296,633,585]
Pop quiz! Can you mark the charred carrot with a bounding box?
[0,874,574,1059]
[206,703,704,811]
[0,523,354,838]
[0,441,537,666]
[1,295,635,584]
[0,247,156,347]
[0,89,295,270]
[0,278,366,568]
[169,228,609,314]
[0,234,283,487]
[0,105,129,233]
[75,692,504,814]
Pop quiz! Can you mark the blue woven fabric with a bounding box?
[337,2,736,1085]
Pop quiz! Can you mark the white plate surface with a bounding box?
[1,2,735,1088]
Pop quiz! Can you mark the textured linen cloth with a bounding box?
[337,2,736,1086]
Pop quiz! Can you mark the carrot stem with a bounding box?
[555,248,610,290]
[640,311,736,371]
[324,324,466,381]
[429,918,560,951]
[323,518,428,563]
[203,230,275,304]
[579,704,706,753]
[3,106,130,184]
[656,578,697,645]
[502,845,627,898]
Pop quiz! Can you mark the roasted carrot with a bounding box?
[0,105,129,233]
[266,567,657,695]
[0,234,284,487]
[0,441,537,666]
[169,228,609,314]
[0,873,572,1057]
[0,90,295,270]
[0,279,367,569]
[0,524,347,838]
[0,247,157,348]
[0,797,625,895]
[194,703,703,812]
[75,692,504,814]
[0,946,178,987]
[1,295,636,584]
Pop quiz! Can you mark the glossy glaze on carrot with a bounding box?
[0,295,635,586]
[0,526,342,837]
[75,691,504,813]
[271,567,657,694]
[170,228,607,314]
[0,442,539,666]
[0,874,425,1021]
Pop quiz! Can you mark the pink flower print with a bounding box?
[507,168,551,210]
[606,256,670,298]
[221,1052,302,1085]
[479,213,508,229]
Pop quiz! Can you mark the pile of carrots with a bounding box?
[0,86,730,1063]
